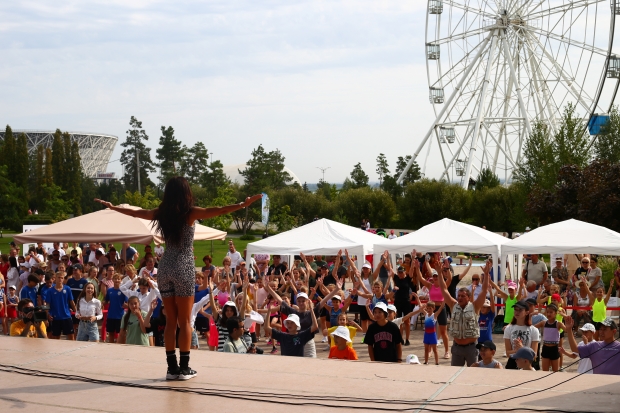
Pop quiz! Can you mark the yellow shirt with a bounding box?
[327,326,357,347]
[10,320,47,338]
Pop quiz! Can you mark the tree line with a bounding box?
[3,104,620,234]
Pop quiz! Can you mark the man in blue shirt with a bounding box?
[103,274,128,343]
[19,274,39,304]
[66,264,88,335]
[44,279,76,339]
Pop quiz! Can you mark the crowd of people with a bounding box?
[2,238,619,375]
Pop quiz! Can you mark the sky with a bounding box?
[4,2,615,186]
[0,0,440,184]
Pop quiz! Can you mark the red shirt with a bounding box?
[328,346,358,360]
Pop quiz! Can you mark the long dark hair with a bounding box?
[152,176,194,246]
[76,282,97,312]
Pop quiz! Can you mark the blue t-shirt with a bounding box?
[195,286,210,317]
[38,284,54,303]
[478,311,496,343]
[125,247,137,262]
[105,287,128,319]
[20,285,38,303]
[45,286,73,320]
[66,278,88,302]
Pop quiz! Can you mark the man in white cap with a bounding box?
[365,302,403,363]
[560,323,595,374]
[328,326,358,360]
[264,283,339,357]
[265,300,318,357]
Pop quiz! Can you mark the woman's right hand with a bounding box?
[94,199,113,208]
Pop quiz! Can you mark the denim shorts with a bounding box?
[191,329,199,348]
[76,321,100,342]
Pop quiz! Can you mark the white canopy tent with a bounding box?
[14,205,227,245]
[374,218,510,282]
[503,219,620,255]
[246,219,384,268]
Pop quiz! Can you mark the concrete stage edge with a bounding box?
[0,337,618,412]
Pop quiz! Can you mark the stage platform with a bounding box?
[0,336,618,413]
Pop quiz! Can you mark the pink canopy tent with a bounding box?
[13,205,227,245]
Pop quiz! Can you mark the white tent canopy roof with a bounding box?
[503,219,620,255]
[374,218,509,255]
[14,205,226,245]
[246,218,384,258]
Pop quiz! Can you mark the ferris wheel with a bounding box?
[398,0,620,188]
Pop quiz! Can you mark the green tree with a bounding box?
[51,130,66,190]
[270,186,334,225]
[1,126,17,182]
[335,187,396,227]
[236,145,292,234]
[399,179,471,228]
[156,126,184,186]
[70,140,83,215]
[44,148,53,187]
[376,153,389,189]
[271,204,298,232]
[179,142,209,185]
[120,116,156,193]
[201,185,237,231]
[34,145,45,205]
[514,121,555,191]
[14,133,29,194]
[0,165,28,230]
[553,103,590,169]
[395,155,421,185]
[474,168,500,191]
[316,179,338,201]
[40,183,71,222]
[201,159,230,200]
[349,162,369,189]
[470,184,532,232]
[594,106,620,163]
[124,186,160,209]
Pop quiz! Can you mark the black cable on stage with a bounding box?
[430,337,620,405]
[0,363,604,413]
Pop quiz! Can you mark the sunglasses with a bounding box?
[472,278,480,281]
[582,261,589,264]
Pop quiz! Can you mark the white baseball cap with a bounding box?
[386,304,397,313]
[330,326,352,343]
[483,299,491,307]
[332,295,342,301]
[296,292,309,300]
[243,311,265,329]
[580,323,596,333]
[285,314,301,329]
[374,302,388,314]
[362,263,372,269]
[406,354,421,364]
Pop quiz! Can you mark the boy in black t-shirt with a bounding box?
[365,302,403,362]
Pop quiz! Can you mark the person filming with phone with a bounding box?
[10,299,48,338]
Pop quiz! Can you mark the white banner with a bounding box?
[261,193,269,226]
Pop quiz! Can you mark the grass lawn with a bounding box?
[0,233,254,268]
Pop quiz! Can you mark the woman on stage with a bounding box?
[96,177,261,380]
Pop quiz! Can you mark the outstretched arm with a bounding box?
[604,281,614,305]
[94,199,156,220]
[459,257,474,280]
[474,261,491,313]
[189,195,262,221]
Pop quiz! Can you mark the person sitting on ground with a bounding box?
[560,323,595,374]
[326,312,361,348]
[471,340,502,368]
[328,326,358,360]
[222,316,255,354]
[10,298,47,338]
[511,347,536,371]
[265,300,318,357]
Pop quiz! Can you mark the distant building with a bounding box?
[0,129,117,178]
